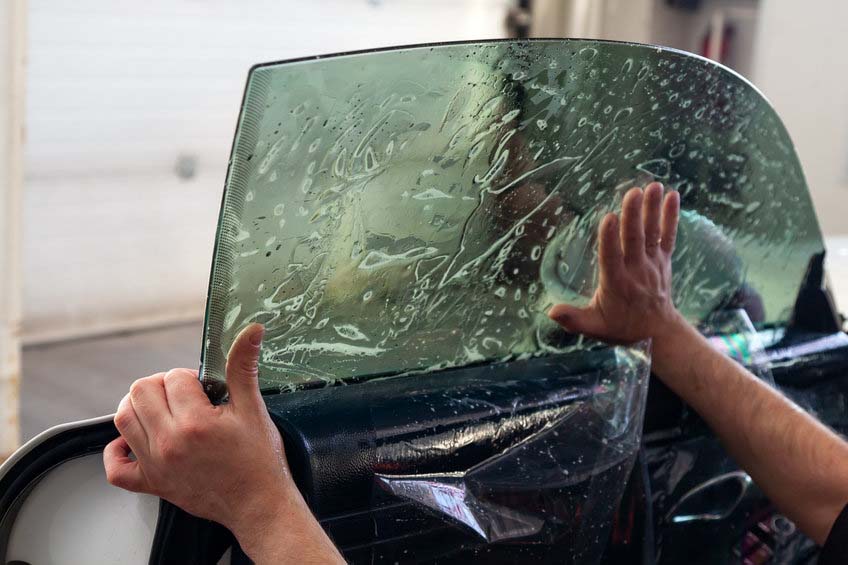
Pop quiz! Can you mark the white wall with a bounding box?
[532,0,846,239]
[533,0,758,74]
[23,0,510,343]
[532,0,654,44]
[752,0,848,237]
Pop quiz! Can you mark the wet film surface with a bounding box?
[199,39,824,563]
[264,341,652,563]
[372,343,651,562]
[201,40,821,391]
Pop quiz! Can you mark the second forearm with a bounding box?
[651,314,848,543]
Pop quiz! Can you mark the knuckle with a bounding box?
[165,368,192,383]
[163,369,180,383]
[114,410,134,432]
[129,379,145,400]
[164,369,187,388]
[131,374,164,394]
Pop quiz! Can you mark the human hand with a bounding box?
[104,324,343,563]
[548,182,681,344]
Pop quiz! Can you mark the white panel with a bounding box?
[7,453,160,564]
[23,0,510,341]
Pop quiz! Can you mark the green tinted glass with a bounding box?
[200,39,822,392]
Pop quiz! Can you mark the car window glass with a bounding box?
[200,39,823,392]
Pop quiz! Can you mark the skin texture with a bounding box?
[550,182,848,545]
[104,324,345,564]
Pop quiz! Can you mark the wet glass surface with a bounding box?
[200,39,823,391]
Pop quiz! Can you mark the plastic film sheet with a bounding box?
[200,39,823,394]
[368,342,650,563]
[702,308,774,385]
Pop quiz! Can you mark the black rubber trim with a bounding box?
[789,252,842,335]
[0,420,119,560]
[148,499,234,565]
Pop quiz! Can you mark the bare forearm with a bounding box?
[235,496,345,564]
[652,314,848,544]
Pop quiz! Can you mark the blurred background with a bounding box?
[1,0,846,452]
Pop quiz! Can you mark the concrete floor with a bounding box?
[20,322,203,441]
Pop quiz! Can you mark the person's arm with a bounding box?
[549,182,848,545]
[103,324,345,564]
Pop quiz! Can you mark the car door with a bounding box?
[0,39,836,565]
[196,39,827,564]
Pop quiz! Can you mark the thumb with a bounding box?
[548,304,605,337]
[225,323,265,410]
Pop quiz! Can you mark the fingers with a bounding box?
[163,368,209,416]
[642,182,664,256]
[128,373,170,434]
[620,187,645,264]
[597,213,625,287]
[104,436,148,492]
[225,323,265,411]
[114,393,149,456]
[622,184,677,260]
[548,304,608,338]
[660,189,680,254]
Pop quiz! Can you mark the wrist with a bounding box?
[227,482,299,551]
[234,504,295,563]
[649,309,700,366]
[233,486,343,564]
[647,309,718,391]
[651,307,689,343]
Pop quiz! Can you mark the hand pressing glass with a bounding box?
[549,182,848,550]
[549,181,681,344]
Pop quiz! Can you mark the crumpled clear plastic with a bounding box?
[373,342,650,562]
[701,308,775,385]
